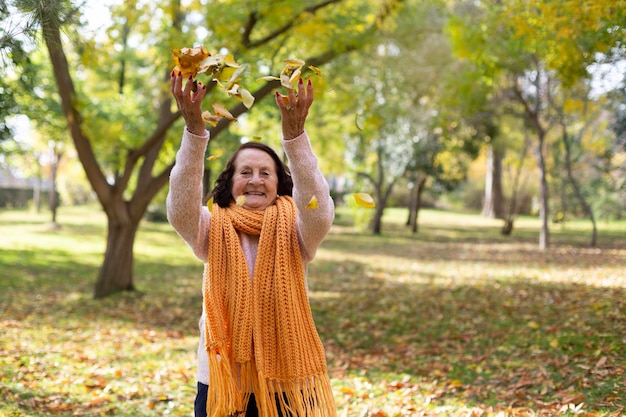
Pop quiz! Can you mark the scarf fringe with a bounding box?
[256,371,337,417]
[206,354,336,417]
[206,345,238,417]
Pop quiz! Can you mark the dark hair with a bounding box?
[210,141,293,208]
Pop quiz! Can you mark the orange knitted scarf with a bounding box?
[204,196,336,417]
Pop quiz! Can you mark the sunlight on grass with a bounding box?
[1,205,625,416]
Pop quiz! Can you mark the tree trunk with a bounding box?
[406,180,415,226]
[41,11,169,298]
[408,174,426,234]
[48,149,61,226]
[482,144,504,219]
[512,65,551,250]
[502,133,530,235]
[535,132,550,250]
[371,203,384,235]
[33,175,41,213]
[561,129,597,247]
[94,215,140,298]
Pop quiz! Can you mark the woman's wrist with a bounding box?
[283,128,304,140]
[187,126,206,136]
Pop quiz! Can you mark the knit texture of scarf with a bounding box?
[203,196,336,417]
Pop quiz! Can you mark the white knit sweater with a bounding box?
[166,128,334,385]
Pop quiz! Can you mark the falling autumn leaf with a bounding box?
[307,65,322,79]
[212,103,237,121]
[201,110,221,127]
[206,150,223,161]
[257,75,281,82]
[355,113,364,131]
[284,58,305,67]
[353,192,375,208]
[306,195,319,209]
[235,195,246,206]
[206,196,214,212]
[237,88,254,109]
[257,58,321,96]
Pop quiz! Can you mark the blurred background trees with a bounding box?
[1,0,624,297]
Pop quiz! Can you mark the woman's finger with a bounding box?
[182,75,194,98]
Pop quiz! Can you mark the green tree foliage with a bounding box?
[327,0,477,234]
[445,0,626,249]
[0,2,32,143]
[4,0,407,298]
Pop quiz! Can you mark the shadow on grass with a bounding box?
[308,257,626,413]
[323,226,625,273]
[0,247,202,335]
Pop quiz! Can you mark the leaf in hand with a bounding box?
[171,46,211,78]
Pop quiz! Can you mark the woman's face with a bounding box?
[231,148,279,210]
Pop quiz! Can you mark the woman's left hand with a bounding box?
[275,78,314,140]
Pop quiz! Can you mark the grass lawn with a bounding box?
[0,204,624,416]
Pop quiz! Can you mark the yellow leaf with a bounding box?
[198,53,230,77]
[353,193,375,208]
[549,338,559,348]
[527,321,540,329]
[214,65,235,83]
[235,195,246,206]
[288,68,302,85]
[171,46,211,78]
[257,75,281,82]
[355,113,364,131]
[206,150,223,161]
[201,110,220,127]
[308,65,322,78]
[306,195,318,209]
[223,53,240,68]
[222,65,248,88]
[280,74,293,90]
[284,58,305,67]
[449,379,463,388]
[212,103,236,121]
[238,87,255,109]
[207,196,214,212]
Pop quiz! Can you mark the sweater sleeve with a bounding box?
[282,130,335,262]
[166,128,212,262]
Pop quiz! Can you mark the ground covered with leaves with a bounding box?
[0,207,624,416]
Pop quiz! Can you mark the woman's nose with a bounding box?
[248,174,264,185]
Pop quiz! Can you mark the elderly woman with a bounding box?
[167,73,336,417]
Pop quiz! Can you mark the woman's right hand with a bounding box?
[170,72,208,136]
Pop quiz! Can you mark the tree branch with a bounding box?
[242,0,343,49]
